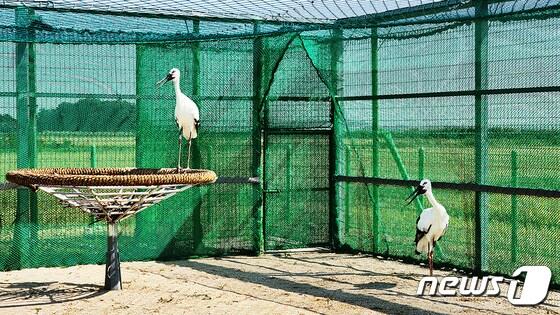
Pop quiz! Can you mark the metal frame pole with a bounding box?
[510,150,518,265]
[192,20,201,97]
[474,0,489,273]
[252,22,265,254]
[90,145,97,168]
[104,222,122,290]
[345,147,351,235]
[191,19,203,252]
[371,27,381,253]
[329,27,343,249]
[11,6,37,269]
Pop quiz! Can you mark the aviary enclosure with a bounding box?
[0,0,559,285]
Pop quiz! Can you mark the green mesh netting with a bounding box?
[0,2,559,286]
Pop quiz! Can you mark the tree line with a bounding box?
[0,98,136,132]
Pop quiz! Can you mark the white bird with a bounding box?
[156,68,199,171]
[406,179,449,276]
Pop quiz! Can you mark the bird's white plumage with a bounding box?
[409,179,449,275]
[161,68,198,141]
[415,205,449,254]
[157,67,199,169]
[175,93,199,140]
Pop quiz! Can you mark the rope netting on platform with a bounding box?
[0,0,559,286]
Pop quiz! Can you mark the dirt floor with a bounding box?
[0,251,558,315]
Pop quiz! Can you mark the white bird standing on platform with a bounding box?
[406,179,449,276]
[157,68,199,171]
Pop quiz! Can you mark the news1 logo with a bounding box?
[417,266,552,305]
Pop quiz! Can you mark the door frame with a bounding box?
[262,127,333,251]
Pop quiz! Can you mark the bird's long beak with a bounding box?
[406,185,423,205]
[156,73,173,87]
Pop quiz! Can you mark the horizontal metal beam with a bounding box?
[265,128,332,135]
[4,86,559,104]
[339,85,560,101]
[0,182,20,190]
[268,96,332,102]
[215,177,260,184]
[335,176,560,199]
[0,93,334,102]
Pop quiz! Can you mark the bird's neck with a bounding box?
[425,190,441,210]
[173,80,182,96]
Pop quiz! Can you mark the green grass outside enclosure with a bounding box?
[2,131,558,225]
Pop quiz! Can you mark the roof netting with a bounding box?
[0,0,559,43]
[2,0,455,23]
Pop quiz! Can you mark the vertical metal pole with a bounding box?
[191,19,203,252]
[90,145,97,168]
[133,39,145,238]
[285,144,292,223]
[475,0,489,273]
[371,28,381,253]
[206,148,213,223]
[11,6,37,269]
[192,20,201,98]
[344,147,351,235]
[329,28,343,249]
[105,222,122,290]
[27,13,38,254]
[89,145,97,225]
[252,22,265,254]
[510,150,518,265]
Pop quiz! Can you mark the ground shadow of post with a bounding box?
[165,259,448,314]
[0,281,106,308]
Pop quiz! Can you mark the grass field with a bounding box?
[0,131,559,285]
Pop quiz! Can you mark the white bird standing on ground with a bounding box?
[406,179,449,276]
[156,68,199,171]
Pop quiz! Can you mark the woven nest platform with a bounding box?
[5,168,217,291]
[5,168,217,223]
[6,168,217,187]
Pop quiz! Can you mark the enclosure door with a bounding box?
[263,132,330,250]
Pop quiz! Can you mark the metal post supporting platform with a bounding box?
[105,222,122,290]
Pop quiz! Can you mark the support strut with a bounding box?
[104,222,122,290]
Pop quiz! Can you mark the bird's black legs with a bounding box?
[177,128,183,172]
[186,131,192,170]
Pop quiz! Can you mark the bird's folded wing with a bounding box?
[416,209,433,231]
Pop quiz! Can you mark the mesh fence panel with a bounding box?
[0,4,558,286]
[0,41,17,269]
[337,14,560,284]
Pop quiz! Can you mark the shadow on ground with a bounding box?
[0,281,106,308]
[156,254,514,315]
[162,257,446,314]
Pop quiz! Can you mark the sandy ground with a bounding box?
[0,252,558,315]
